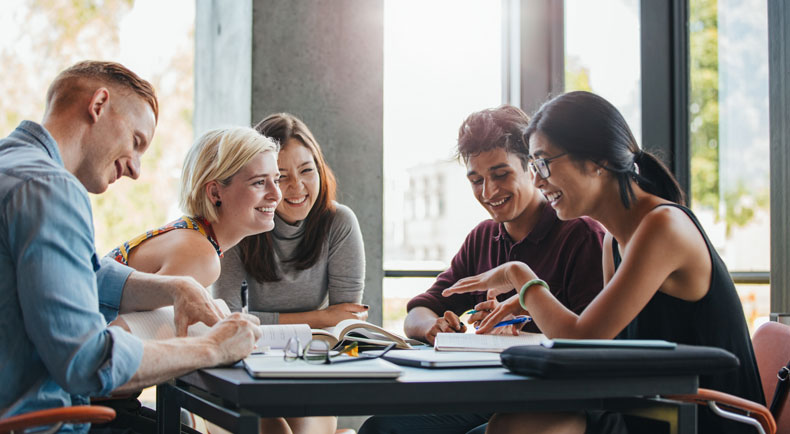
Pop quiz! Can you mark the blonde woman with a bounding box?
[106,126,288,433]
[108,126,281,289]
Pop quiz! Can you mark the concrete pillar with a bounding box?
[195,0,253,130]
[195,0,384,325]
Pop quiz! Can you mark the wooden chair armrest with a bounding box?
[666,388,776,434]
[0,405,116,433]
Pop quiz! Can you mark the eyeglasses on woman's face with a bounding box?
[528,152,568,179]
[283,337,396,365]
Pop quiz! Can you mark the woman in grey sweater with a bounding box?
[214,113,367,327]
[213,113,366,434]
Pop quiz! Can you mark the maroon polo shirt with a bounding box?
[407,203,606,333]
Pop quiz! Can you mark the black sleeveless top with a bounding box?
[613,204,764,433]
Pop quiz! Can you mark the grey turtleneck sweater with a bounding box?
[212,203,365,324]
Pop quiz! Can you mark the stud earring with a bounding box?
[215,200,222,207]
[597,169,602,176]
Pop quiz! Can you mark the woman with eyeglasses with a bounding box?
[443,91,763,434]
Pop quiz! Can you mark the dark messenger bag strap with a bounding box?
[769,360,790,419]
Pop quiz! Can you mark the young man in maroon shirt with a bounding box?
[403,104,606,345]
[359,105,605,434]
[359,106,607,434]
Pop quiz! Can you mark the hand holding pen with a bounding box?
[465,308,531,332]
[425,310,467,345]
[464,298,504,329]
[473,295,531,335]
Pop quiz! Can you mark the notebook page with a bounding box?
[123,306,177,340]
[122,299,231,340]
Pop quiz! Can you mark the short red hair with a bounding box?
[46,60,159,122]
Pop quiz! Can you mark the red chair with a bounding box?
[0,405,115,434]
[667,321,790,434]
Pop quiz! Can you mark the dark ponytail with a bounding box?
[632,150,686,206]
[524,91,685,208]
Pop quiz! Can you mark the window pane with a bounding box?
[382,0,501,332]
[0,0,195,256]
[383,0,500,270]
[564,0,641,140]
[689,0,770,329]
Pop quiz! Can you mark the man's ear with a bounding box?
[88,88,110,123]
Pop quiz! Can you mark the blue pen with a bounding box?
[476,315,532,330]
[493,316,532,328]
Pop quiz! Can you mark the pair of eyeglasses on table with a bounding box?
[283,337,397,364]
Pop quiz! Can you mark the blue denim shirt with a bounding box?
[0,121,144,432]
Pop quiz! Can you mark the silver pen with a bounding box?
[241,279,249,314]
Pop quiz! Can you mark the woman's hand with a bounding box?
[469,297,528,335]
[319,303,369,327]
[474,295,527,335]
[441,262,536,300]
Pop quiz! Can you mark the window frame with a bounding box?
[383,0,788,314]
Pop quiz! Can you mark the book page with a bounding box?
[257,324,312,349]
[331,319,407,343]
[322,319,412,349]
[434,332,545,353]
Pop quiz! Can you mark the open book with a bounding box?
[118,305,414,350]
[310,319,417,350]
[434,332,545,353]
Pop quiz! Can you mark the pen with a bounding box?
[464,309,492,316]
[492,316,531,328]
[475,315,532,330]
[241,279,248,314]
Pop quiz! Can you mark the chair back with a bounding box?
[752,321,790,434]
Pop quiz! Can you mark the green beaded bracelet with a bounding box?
[518,279,549,310]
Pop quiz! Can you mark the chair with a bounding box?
[666,321,790,434]
[0,405,115,434]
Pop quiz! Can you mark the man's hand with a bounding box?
[119,272,225,336]
[205,313,262,365]
[319,303,369,328]
[170,276,226,336]
[115,312,262,393]
[424,311,467,345]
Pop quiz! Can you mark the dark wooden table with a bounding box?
[157,363,698,433]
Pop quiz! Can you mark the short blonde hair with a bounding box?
[179,127,279,222]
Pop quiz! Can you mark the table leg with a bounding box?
[674,401,698,434]
[156,383,181,434]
